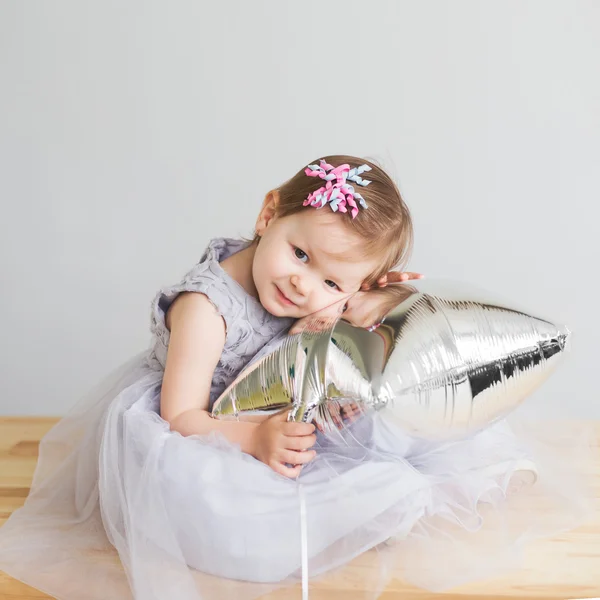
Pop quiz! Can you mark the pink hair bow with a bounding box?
[303,160,371,219]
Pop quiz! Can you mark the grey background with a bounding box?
[1,1,598,417]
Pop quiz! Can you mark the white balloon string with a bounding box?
[298,482,309,599]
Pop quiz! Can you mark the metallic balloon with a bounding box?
[211,280,571,440]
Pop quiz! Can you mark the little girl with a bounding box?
[0,156,593,600]
[156,157,418,479]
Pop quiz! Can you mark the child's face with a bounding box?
[253,199,382,319]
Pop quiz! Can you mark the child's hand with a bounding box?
[360,271,424,291]
[315,401,363,432]
[251,410,317,478]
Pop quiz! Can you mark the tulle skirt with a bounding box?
[0,351,595,599]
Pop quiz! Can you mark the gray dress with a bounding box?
[146,237,294,408]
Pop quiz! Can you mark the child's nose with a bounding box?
[290,274,308,296]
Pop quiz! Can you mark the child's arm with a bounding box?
[160,291,259,452]
[160,292,316,477]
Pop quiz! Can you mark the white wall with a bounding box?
[1,0,598,417]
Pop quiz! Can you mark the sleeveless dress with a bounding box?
[0,237,595,600]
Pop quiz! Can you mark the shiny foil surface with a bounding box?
[212,280,570,440]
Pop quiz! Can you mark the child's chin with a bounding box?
[264,300,293,318]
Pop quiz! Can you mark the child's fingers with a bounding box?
[361,271,423,292]
[340,403,363,425]
[384,271,405,283]
[272,461,303,479]
[283,421,316,436]
[272,409,292,421]
[340,405,354,419]
[285,434,317,451]
[324,404,343,428]
[280,449,316,466]
[362,275,387,290]
[403,271,425,280]
[275,411,315,433]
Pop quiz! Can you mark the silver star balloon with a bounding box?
[211,280,571,441]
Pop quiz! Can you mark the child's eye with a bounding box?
[294,247,308,263]
[325,280,340,290]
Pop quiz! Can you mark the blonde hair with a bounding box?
[251,154,414,287]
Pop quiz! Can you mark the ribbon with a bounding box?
[304,160,371,219]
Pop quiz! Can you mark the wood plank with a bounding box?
[0,417,598,599]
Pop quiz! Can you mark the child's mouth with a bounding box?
[275,285,296,306]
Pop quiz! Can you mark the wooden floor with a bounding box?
[0,417,599,600]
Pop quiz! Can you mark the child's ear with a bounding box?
[255,190,280,235]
